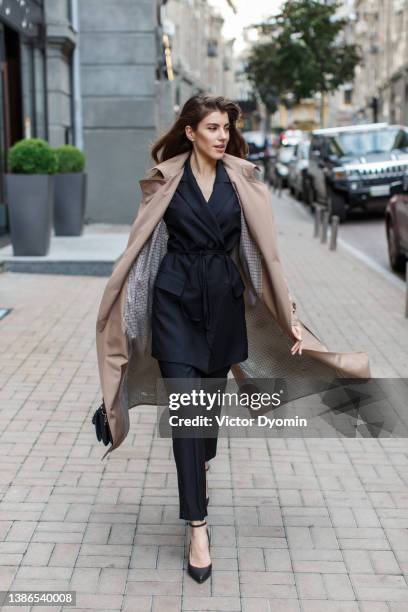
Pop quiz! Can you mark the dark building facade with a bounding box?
[2,0,160,234]
[0,0,48,235]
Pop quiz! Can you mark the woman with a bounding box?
[150,94,303,582]
[94,94,370,584]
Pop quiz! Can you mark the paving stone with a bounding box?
[70,567,100,593]
[49,543,80,567]
[152,596,182,612]
[70,593,123,609]
[5,521,37,542]
[349,573,408,601]
[301,602,359,611]
[82,523,111,544]
[264,549,292,572]
[370,550,402,575]
[0,566,18,590]
[130,545,159,569]
[330,507,358,528]
[97,567,128,594]
[359,603,389,612]
[322,573,355,600]
[342,550,373,574]
[122,595,152,611]
[295,573,326,599]
[181,596,241,610]
[212,570,240,596]
[20,542,54,566]
[241,599,271,612]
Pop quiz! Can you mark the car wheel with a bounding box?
[386,221,406,273]
[327,187,347,222]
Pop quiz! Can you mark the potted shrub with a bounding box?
[6,139,58,256]
[54,145,87,236]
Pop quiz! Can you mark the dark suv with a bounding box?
[305,123,408,221]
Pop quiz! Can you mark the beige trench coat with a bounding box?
[95,151,371,459]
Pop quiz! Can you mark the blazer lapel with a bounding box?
[179,156,226,244]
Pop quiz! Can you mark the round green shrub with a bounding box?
[8,138,58,174]
[55,145,86,173]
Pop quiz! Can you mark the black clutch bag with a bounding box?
[91,400,113,446]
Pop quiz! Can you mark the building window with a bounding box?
[207,40,218,57]
[344,88,353,105]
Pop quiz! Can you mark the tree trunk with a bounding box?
[320,91,326,128]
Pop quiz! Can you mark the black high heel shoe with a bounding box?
[205,463,210,506]
[187,520,212,583]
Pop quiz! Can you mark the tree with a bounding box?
[246,0,361,127]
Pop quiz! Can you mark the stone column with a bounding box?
[79,0,158,224]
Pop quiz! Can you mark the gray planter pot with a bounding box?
[5,174,54,256]
[54,172,87,236]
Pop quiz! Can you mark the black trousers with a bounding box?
[158,360,230,520]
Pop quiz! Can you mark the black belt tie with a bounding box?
[166,248,231,331]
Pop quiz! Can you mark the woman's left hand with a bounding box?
[291,324,303,355]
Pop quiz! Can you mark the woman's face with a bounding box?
[185,110,230,161]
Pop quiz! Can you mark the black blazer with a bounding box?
[151,154,248,373]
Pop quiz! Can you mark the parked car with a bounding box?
[279,129,304,147]
[269,144,297,188]
[385,191,408,272]
[288,140,311,201]
[242,130,275,180]
[242,130,266,162]
[305,122,408,222]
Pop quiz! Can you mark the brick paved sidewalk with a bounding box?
[0,192,407,611]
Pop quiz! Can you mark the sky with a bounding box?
[208,0,284,53]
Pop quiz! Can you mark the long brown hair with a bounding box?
[151,94,248,163]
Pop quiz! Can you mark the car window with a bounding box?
[328,128,408,156]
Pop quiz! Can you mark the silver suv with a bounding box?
[305,123,408,221]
